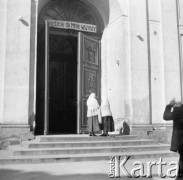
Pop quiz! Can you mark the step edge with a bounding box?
[0,150,177,160]
[11,144,171,152]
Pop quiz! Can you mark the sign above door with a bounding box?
[47,20,97,33]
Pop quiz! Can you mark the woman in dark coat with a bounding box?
[163,98,183,178]
[100,98,114,136]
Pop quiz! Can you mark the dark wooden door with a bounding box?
[77,32,101,133]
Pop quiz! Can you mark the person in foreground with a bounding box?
[100,98,114,136]
[86,93,100,136]
[163,98,183,178]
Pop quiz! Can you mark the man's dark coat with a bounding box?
[163,104,183,152]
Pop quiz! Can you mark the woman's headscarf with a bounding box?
[86,93,100,117]
[101,97,112,117]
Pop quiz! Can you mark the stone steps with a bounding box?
[0,150,177,164]
[36,134,139,142]
[0,134,178,164]
[22,139,158,149]
[11,144,170,156]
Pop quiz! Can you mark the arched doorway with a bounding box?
[35,0,104,135]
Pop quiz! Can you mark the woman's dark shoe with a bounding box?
[100,134,107,136]
[89,133,93,136]
[92,133,97,136]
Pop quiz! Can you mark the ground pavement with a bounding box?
[0,156,180,180]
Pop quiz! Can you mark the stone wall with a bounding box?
[0,0,31,127]
[131,124,173,144]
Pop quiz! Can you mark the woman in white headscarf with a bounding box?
[100,97,114,136]
[86,93,100,136]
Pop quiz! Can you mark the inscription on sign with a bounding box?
[47,20,97,33]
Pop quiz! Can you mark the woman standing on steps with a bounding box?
[86,93,100,136]
[100,97,114,136]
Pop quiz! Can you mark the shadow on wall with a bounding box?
[19,18,29,26]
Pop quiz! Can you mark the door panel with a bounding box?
[77,32,101,133]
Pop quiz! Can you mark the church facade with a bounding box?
[0,0,183,141]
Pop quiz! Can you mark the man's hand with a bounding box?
[169,98,176,106]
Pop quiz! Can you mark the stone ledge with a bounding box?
[0,124,34,143]
[131,124,173,144]
[132,124,173,128]
[0,124,30,128]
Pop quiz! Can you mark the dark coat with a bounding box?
[163,104,183,152]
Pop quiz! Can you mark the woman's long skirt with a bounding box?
[102,116,115,132]
[87,115,100,132]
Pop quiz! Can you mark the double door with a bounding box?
[44,22,101,134]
